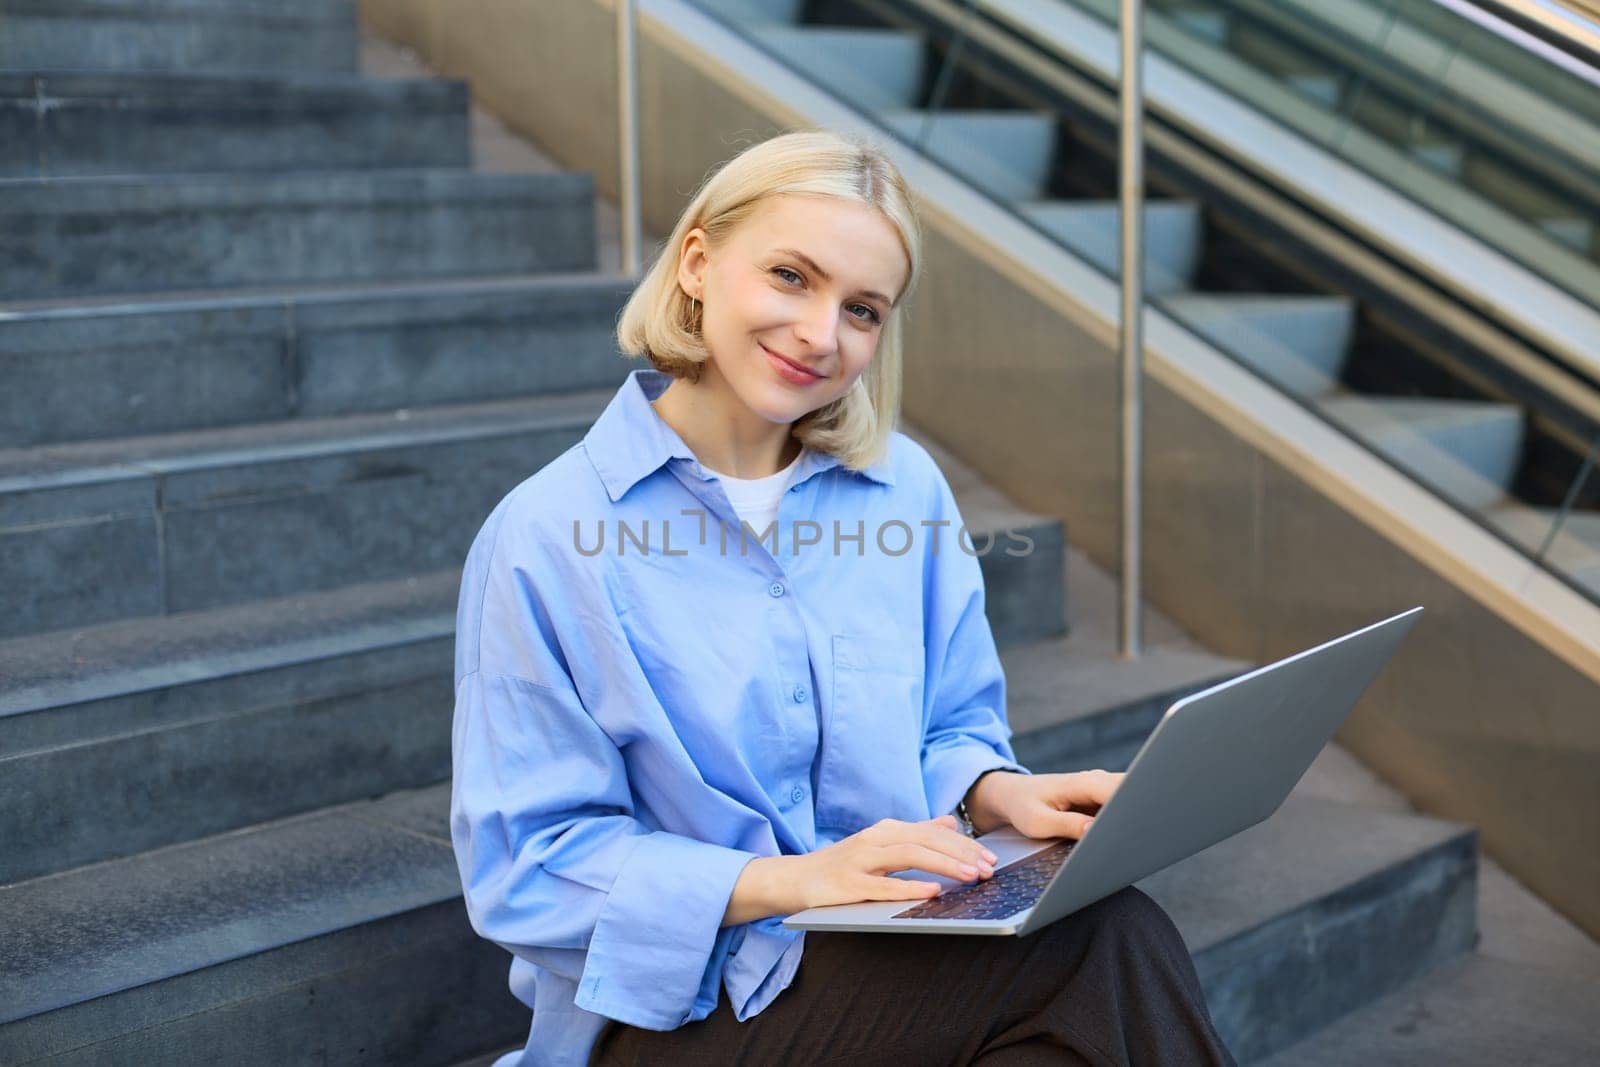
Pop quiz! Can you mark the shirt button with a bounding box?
[791,786,806,804]
[768,581,785,597]
[792,685,808,703]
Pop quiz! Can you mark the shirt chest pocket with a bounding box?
[815,633,929,831]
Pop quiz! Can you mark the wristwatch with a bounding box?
[955,768,1006,838]
[954,799,977,837]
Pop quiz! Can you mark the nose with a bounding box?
[791,296,839,356]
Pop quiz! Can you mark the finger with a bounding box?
[1014,804,1095,841]
[869,875,942,899]
[1041,770,1123,809]
[909,820,999,866]
[1052,811,1096,840]
[880,842,993,883]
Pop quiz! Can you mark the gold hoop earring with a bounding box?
[689,295,702,334]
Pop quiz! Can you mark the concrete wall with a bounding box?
[358,0,1600,936]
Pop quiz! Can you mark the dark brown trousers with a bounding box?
[588,886,1237,1066]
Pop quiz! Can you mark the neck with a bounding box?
[651,364,802,479]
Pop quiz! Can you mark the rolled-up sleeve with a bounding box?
[450,504,760,1030]
[452,673,759,1029]
[918,467,1032,820]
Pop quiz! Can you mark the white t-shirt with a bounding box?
[712,447,804,537]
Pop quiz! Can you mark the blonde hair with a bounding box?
[615,129,923,472]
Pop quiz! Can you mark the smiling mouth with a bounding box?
[763,345,825,380]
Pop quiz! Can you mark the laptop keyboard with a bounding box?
[891,839,1077,921]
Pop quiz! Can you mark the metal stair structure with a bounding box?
[704,0,1600,604]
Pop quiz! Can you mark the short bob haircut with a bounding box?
[615,128,923,473]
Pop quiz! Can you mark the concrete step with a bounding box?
[0,0,358,76]
[877,109,1059,202]
[0,394,1065,642]
[1162,293,1355,399]
[0,780,1474,1064]
[0,169,596,301]
[900,424,1066,650]
[1016,199,1203,296]
[1007,634,1248,775]
[989,528,1252,774]
[0,786,530,1065]
[0,391,602,638]
[901,434,1249,768]
[0,570,460,883]
[1260,955,1600,1066]
[1148,794,1475,1063]
[0,438,1066,884]
[747,27,927,110]
[0,531,1062,882]
[1318,395,1525,512]
[0,273,634,447]
[0,71,470,178]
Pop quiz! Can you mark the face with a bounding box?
[676,193,910,424]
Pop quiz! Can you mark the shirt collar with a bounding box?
[584,367,896,503]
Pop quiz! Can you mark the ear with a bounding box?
[676,226,710,301]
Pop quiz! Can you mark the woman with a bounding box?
[450,129,1234,1066]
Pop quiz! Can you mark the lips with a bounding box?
[762,344,825,381]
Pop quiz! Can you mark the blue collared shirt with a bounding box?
[451,367,1030,1066]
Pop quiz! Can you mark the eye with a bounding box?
[848,304,881,324]
[772,266,803,286]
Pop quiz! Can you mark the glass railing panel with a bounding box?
[1486,431,1600,599]
[1118,0,1600,308]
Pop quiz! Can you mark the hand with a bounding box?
[790,815,1001,909]
[991,770,1123,840]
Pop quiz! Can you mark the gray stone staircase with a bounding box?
[0,2,620,1059]
[1262,955,1600,1065]
[0,1,1586,1064]
[0,0,360,75]
[2,70,472,177]
[0,274,634,446]
[0,170,595,298]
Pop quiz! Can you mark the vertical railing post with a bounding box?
[1118,0,1145,659]
[617,0,642,277]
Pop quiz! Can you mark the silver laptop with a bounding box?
[783,606,1423,936]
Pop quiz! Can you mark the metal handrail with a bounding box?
[1118,0,1145,659]
[1440,0,1600,75]
[919,0,1149,657]
[617,0,643,276]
